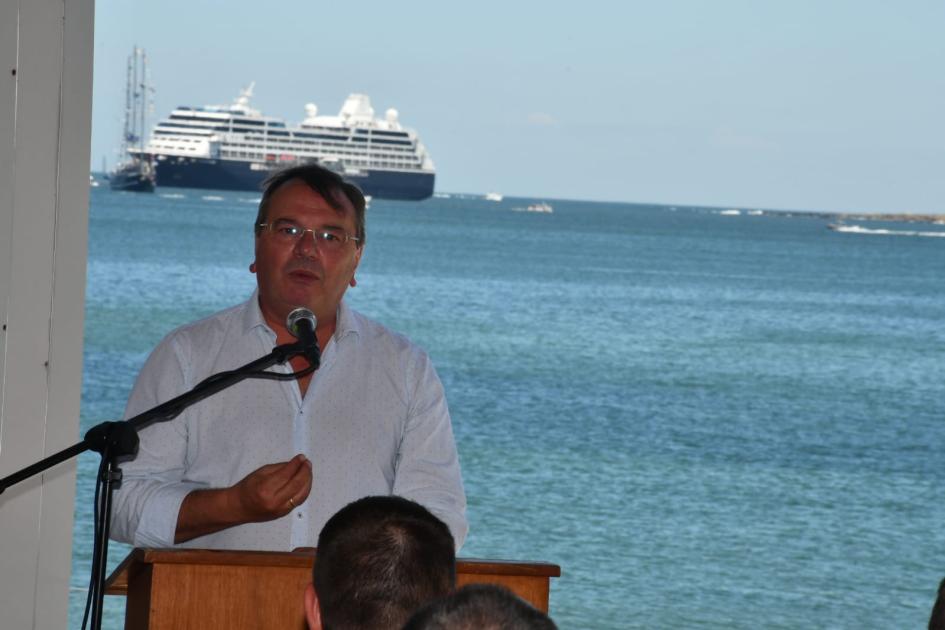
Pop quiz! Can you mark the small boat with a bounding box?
[110,157,156,192]
[485,192,503,202]
[526,202,553,213]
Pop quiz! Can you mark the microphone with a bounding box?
[286,307,320,368]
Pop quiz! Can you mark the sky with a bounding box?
[91,0,945,214]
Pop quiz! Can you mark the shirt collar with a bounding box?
[334,299,362,343]
[242,289,361,344]
[243,289,270,336]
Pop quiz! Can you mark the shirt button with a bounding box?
[297,512,303,519]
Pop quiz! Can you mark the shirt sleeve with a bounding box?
[109,333,206,548]
[391,350,468,550]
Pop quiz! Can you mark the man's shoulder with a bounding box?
[345,306,427,359]
[160,300,251,350]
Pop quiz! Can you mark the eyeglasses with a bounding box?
[257,220,360,252]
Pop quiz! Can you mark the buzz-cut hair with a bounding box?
[314,495,456,630]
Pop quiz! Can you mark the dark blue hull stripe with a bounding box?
[153,156,435,200]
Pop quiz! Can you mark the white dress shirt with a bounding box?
[110,292,467,550]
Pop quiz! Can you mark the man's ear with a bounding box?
[304,582,322,630]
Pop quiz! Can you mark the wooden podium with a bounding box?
[105,548,560,629]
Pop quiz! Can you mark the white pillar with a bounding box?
[0,0,94,628]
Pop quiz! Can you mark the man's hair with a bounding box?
[313,495,456,630]
[254,162,366,245]
[403,583,557,630]
[929,577,945,630]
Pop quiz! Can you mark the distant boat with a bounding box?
[719,209,741,216]
[110,47,155,193]
[110,160,155,192]
[485,192,503,202]
[526,202,553,213]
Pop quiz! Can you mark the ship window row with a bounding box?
[348,128,409,138]
[224,137,415,154]
[158,121,219,130]
[151,142,204,153]
[251,142,415,159]
[219,149,419,166]
[251,130,413,147]
[156,124,217,132]
[151,137,206,145]
[304,127,410,140]
[169,114,230,124]
[198,129,416,145]
[370,129,410,138]
[154,129,215,138]
[221,148,420,164]
[344,136,413,146]
[369,137,412,146]
[158,122,225,133]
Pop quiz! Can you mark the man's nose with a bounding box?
[293,229,319,256]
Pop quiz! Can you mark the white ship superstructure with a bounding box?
[139,86,436,199]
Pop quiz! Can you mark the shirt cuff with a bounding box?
[133,482,204,548]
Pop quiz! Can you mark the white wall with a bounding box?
[0,0,94,628]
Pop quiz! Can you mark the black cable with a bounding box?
[246,363,317,381]
[82,455,108,630]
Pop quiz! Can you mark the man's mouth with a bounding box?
[287,267,320,281]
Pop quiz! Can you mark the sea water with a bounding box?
[69,188,945,628]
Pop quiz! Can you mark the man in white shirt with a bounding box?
[110,164,467,551]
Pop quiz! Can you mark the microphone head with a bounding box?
[286,307,317,339]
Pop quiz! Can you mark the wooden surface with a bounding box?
[105,548,560,629]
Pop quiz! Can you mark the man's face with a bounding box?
[251,179,362,329]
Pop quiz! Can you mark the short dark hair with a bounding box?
[929,577,945,630]
[403,583,558,630]
[314,496,456,630]
[254,163,366,245]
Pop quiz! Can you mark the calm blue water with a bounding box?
[70,188,945,628]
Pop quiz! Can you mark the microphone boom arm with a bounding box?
[0,338,314,630]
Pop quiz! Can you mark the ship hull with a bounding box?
[153,156,435,200]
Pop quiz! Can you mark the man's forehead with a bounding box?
[269,178,354,218]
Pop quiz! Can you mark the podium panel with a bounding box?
[105,548,560,630]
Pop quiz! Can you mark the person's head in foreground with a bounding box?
[929,577,945,630]
[305,495,456,630]
[402,583,558,630]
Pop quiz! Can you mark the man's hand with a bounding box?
[233,454,314,522]
[174,454,313,543]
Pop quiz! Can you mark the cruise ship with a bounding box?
[135,85,436,200]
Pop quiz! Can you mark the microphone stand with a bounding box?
[0,336,319,630]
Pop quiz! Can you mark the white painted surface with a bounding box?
[0,0,94,628]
